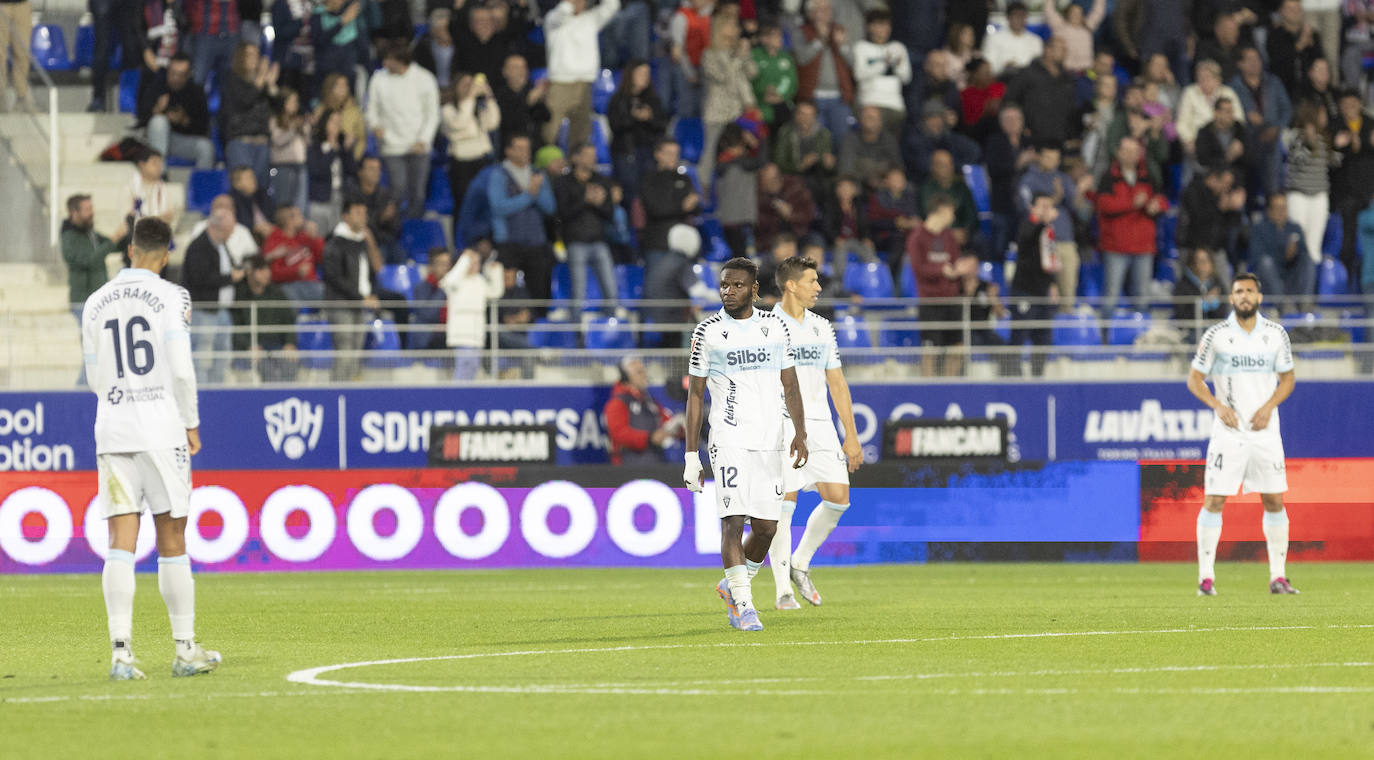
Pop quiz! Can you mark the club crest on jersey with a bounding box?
[760,326,769,337]
[722,331,729,341]
[812,326,820,336]
[723,496,731,509]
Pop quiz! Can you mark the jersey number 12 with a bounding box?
[104,317,156,378]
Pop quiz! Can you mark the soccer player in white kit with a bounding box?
[81,218,222,679]
[1186,273,1299,596]
[684,258,809,632]
[768,256,862,609]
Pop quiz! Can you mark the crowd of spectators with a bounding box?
[59,0,1374,380]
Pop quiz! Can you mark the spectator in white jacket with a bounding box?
[543,0,620,149]
[981,1,1043,78]
[441,245,505,380]
[849,9,912,134]
[442,72,502,240]
[365,43,440,221]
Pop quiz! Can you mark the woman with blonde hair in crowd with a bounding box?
[441,72,502,241]
[701,16,757,193]
[314,72,367,162]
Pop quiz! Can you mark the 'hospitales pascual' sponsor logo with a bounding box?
[0,403,75,471]
[264,398,324,460]
[1083,400,1212,443]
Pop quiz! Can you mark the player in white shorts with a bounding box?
[684,257,809,632]
[1186,272,1298,597]
[81,217,222,680]
[768,256,862,609]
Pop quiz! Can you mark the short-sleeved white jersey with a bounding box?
[1191,312,1294,435]
[82,268,200,454]
[689,307,796,450]
[772,305,843,451]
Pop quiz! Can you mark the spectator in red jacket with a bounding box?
[1093,136,1168,315]
[604,357,684,465]
[908,193,974,377]
[263,204,325,304]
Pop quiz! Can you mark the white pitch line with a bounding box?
[284,624,1374,695]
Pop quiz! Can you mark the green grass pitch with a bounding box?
[3,563,1373,759]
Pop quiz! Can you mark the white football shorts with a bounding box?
[97,446,192,519]
[708,445,784,521]
[782,447,850,494]
[1204,428,1287,496]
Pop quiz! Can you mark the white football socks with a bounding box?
[157,554,196,643]
[1197,508,1223,582]
[791,501,848,571]
[744,558,762,580]
[771,500,797,599]
[1262,510,1289,581]
[724,565,753,611]
[103,549,136,647]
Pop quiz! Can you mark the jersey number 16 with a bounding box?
[104,317,156,378]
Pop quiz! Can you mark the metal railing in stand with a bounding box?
[8,50,62,252]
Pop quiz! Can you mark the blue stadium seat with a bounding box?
[698,217,730,262]
[590,116,612,167]
[994,315,1011,343]
[378,264,419,301]
[898,262,918,299]
[675,118,704,164]
[31,25,72,71]
[979,260,1006,292]
[530,67,548,84]
[585,316,636,350]
[527,318,579,349]
[363,318,407,368]
[1106,309,1150,347]
[1077,260,1103,300]
[1322,215,1343,258]
[1157,212,1179,260]
[426,163,453,215]
[527,27,544,47]
[74,24,94,69]
[616,264,644,301]
[400,219,446,263]
[1154,257,1176,283]
[118,69,140,114]
[551,262,571,301]
[878,319,921,348]
[834,315,872,349]
[1318,257,1349,296]
[962,164,991,216]
[1026,23,1051,41]
[844,261,895,302]
[592,68,618,115]
[455,163,498,247]
[187,169,229,216]
[691,262,719,307]
[1052,312,1104,361]
[296,319,334,369]
[1340,308,1367,344]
